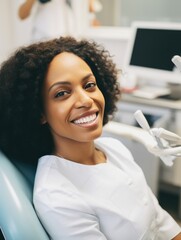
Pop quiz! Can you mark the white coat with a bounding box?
[34,137,181,240]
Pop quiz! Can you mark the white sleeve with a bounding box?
[34,188,108,240]
[148,187,181,239]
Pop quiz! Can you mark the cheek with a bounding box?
[43,102,65,125]
[51,106,66,122]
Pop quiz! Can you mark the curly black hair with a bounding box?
[0,36,120,163]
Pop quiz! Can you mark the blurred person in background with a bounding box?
[18,0,102,42]
[18,0,74,42]
[18,0,75,42]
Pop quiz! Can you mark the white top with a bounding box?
[33,137,181,240]
[32,0,74,41]
[17,0,74,42]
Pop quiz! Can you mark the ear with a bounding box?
[40,113,47,125]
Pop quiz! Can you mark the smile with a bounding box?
[72,113,98,125]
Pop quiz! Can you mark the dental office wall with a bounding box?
[0,1,12,62]
[97,0,181,27]
[0,1,33,63]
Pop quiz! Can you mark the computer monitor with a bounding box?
[124,21,181,85]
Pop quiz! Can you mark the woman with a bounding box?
[0,37,180,239]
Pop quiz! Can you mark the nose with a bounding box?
[74,89,94,108]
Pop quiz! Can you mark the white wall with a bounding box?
[98,0,181,26]
[0,1,13,63]
[120,0,181,26]
[86,26,130,71]
[0,0,33,64]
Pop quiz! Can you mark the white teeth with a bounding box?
[73,114,97,124]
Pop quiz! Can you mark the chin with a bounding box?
[90,129,103,141]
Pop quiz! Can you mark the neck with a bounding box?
[54,140,106,165]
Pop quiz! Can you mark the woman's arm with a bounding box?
[18,0,36,20]
[172,232,181,239]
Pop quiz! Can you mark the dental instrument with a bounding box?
[134,110,181,166]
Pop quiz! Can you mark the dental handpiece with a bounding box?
[134,110,181,164]
[134,110,152,132]
[134,110,164,148]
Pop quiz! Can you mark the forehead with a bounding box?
[49,52,90,71]
[44,52,93,86]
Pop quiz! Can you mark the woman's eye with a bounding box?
[85,82,96,89]
[55,90,69,98]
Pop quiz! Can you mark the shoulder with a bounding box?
[95,137,134,161]
[34,155,69,189]
[95,137,144,175]
[33,155,93,212]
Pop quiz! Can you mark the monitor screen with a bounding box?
[124,22,181,84]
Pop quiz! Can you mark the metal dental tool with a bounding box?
[134,110,181,166]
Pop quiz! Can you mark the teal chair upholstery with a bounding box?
[0,151,49,240]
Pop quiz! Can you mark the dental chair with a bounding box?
[0,151,49,240]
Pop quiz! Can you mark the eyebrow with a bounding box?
[48,73,95,92]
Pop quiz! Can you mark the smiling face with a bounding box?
[41,52,105,150]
